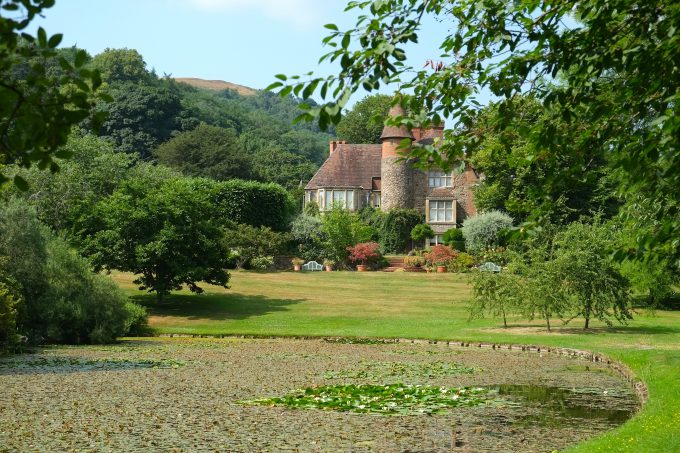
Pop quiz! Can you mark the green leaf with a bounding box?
[37,27,47,47]
[13,175,29,191]
[264,81,284,91]
[324,23,339,31]
[74,49,88,67]
[47,33,62,48]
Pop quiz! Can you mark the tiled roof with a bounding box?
[305,144,382,190]
[379,105,414,140]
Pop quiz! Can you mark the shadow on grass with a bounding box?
[133,293,303,321]
[490,323,680,336]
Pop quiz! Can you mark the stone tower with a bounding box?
[380,105,414,211]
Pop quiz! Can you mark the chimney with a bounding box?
[419,121,445,140]
[329,140,346,156]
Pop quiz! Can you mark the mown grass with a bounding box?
[114,270,680,452]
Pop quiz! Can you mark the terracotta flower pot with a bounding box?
[356,264,368,272]
[293,265,301,271]
[436,265,447,273]
[325,265,333,272]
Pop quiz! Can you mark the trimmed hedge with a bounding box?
[212,179,294,232]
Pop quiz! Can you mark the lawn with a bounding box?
[114,270,680,452]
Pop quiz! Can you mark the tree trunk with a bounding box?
[545,310,551,332]
[502,307,507,328]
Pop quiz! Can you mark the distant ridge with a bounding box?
[174,78,257,96]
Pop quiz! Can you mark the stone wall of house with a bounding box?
[381,156,413,211]
[412,167,428,213]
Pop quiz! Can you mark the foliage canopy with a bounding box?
[273,0,680,268]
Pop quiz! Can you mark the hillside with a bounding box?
[175,77,257,96]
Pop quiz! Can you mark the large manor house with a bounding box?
[304,105,480,246]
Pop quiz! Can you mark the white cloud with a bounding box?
[189,0,325,25]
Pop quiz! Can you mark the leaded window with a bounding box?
[428,170,452,187]
[429,200,453,222]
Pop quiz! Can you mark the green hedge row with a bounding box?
[212,179,294,232]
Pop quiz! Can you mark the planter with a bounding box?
[325,265,333,272]
[293,265,301,272]
[404,266,426,273]
[356,264,368,272]
[436,265,447,273]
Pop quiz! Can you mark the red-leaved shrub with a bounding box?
[347,242,381,265]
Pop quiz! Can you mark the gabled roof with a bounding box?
[305,144,381,190]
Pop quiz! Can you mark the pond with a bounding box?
[0,338,640,452]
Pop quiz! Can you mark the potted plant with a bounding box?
[403,255,426,272]
[291,257,304,271]
[323,258,335,272]
[423,245,457,273]
[347,242,381,272]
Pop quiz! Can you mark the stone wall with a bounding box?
[381,156,413,211]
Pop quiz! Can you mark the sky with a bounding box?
[29,0,454,107]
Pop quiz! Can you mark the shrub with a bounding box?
[250,256,274,271]
[290,214,326,262]
[424,245,458,266]
[461,211,513,254]
[321,207,375,264]
[379,209,423,254]
[448,252,476,273]
[223,223,290,268]
[303,200,320,217]
[403,255,426,268]
[442,228,466,251]
[0,199,148,345]
[0,281,20,353]
[33,238,148,344]
[291,257,305,266]
[410,223,434,247]
[347,242,382,266]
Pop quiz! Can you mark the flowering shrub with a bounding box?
[291,257,305,266]
[403,255,426,267]
[424,245,457,266]
[347,242,381,265]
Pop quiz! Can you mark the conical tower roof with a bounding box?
[380,104,414,141]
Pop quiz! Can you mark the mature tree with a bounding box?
[5,134,136,232]
[154,123,253,180]
[98,81,182,157]
[84,177,230,301]
[278,129,330,164]
[272,0,680,268]
[91,48,151,84]
[251,146,317,190]
[336,94,392,144]
[0,0,106,187]
[469,96,618,223]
